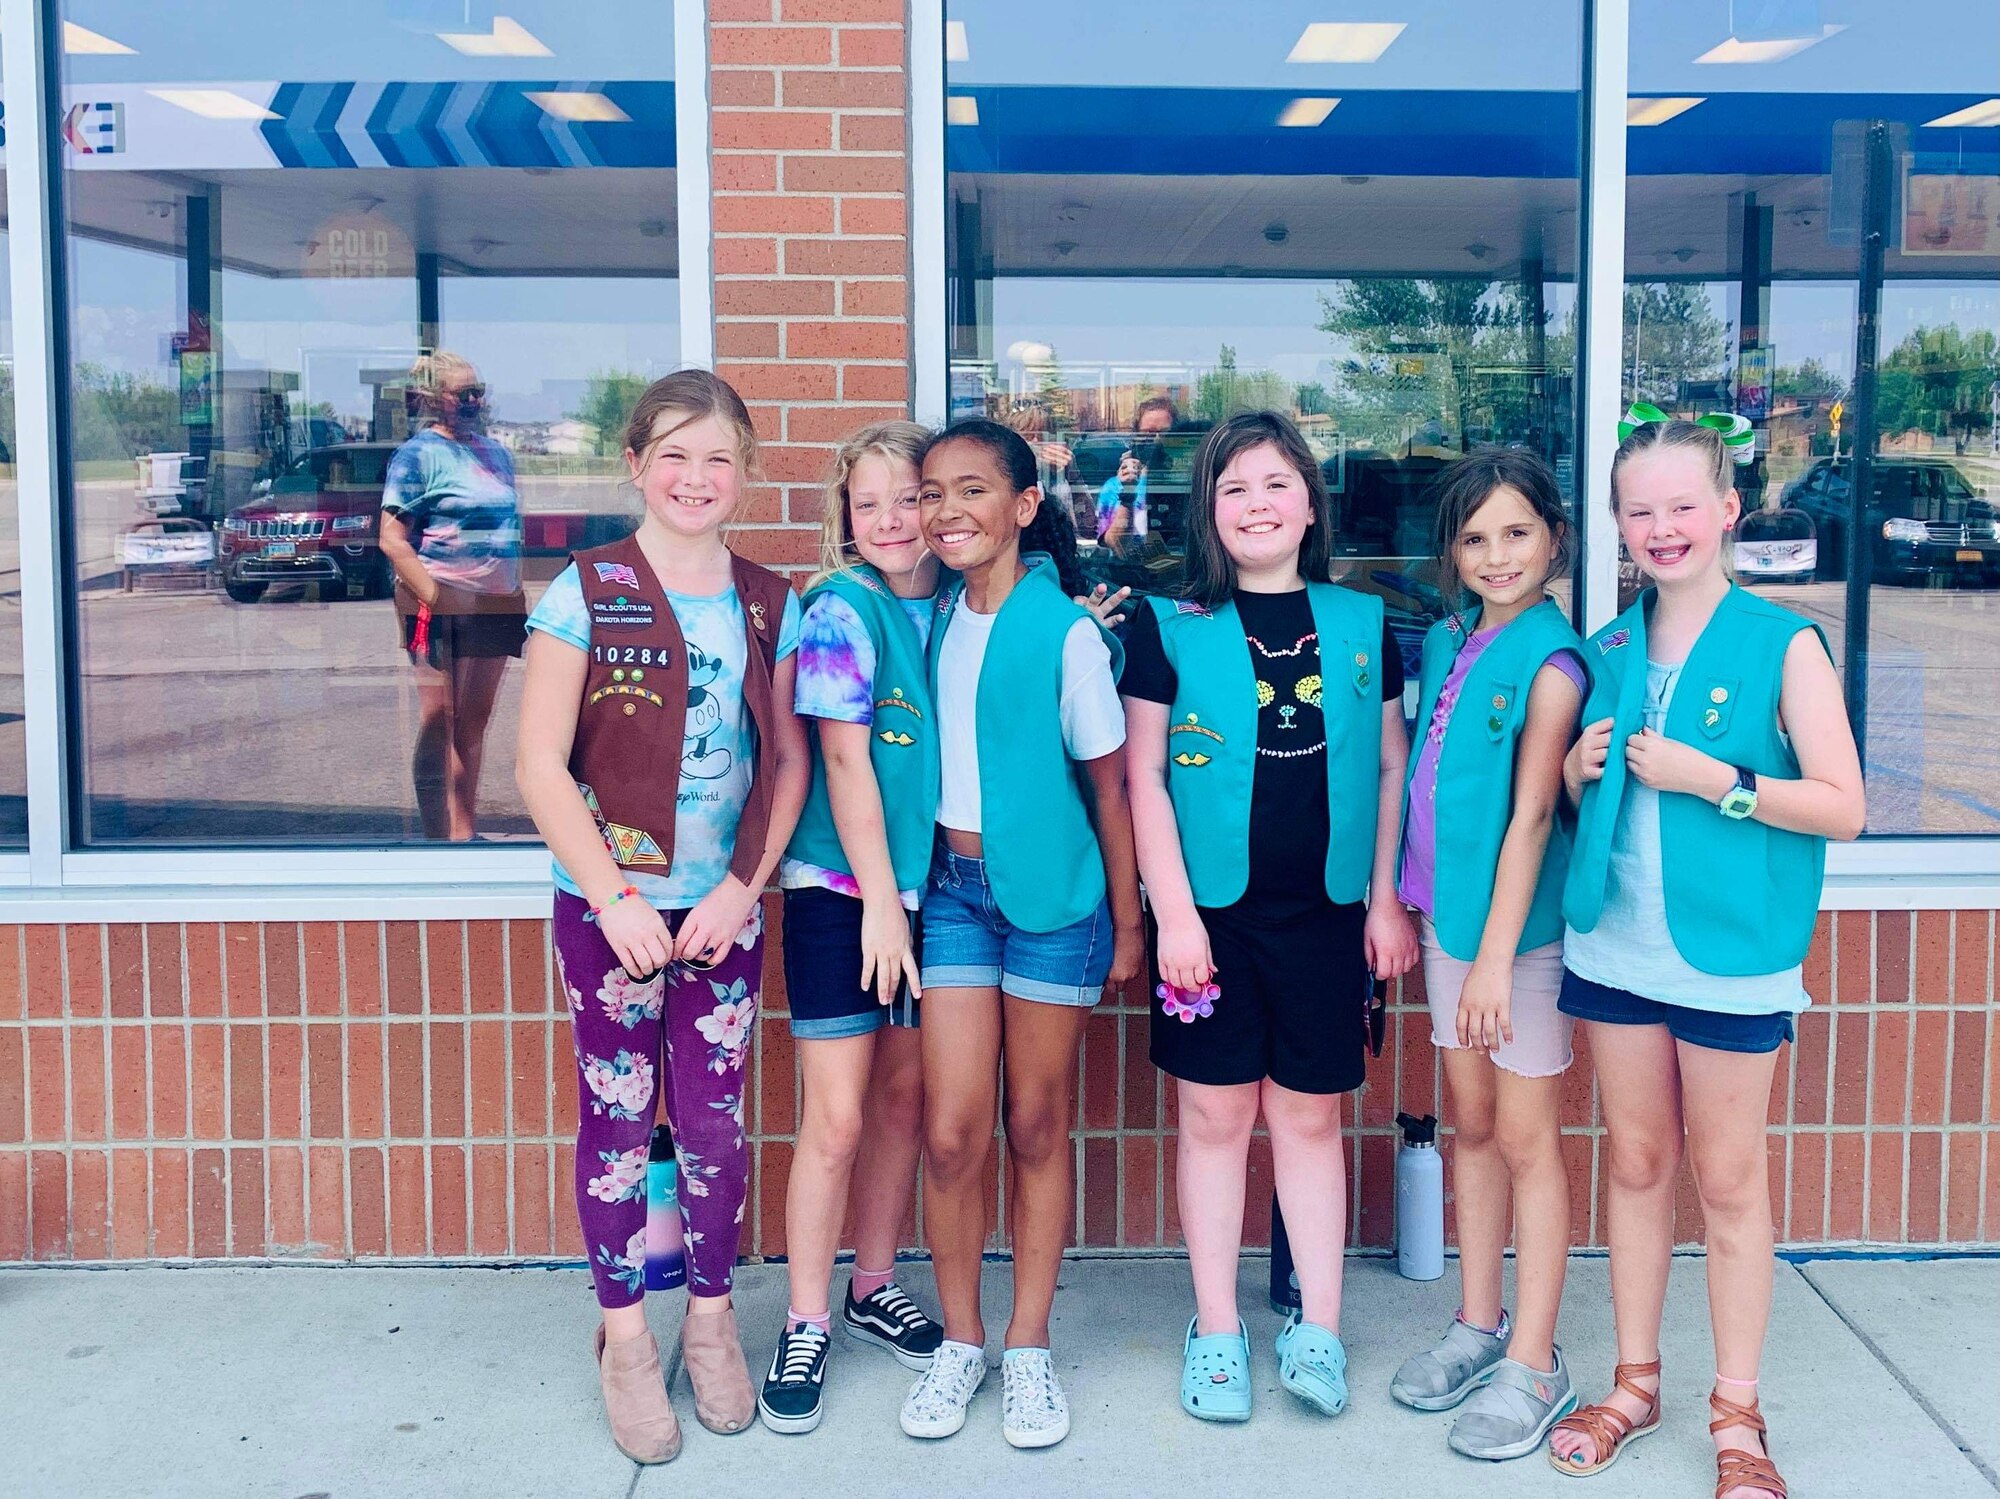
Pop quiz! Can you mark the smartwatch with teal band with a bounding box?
[1719,766,1759,820]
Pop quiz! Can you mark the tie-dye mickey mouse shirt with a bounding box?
[526,563,801,910]
[778,589,937,908]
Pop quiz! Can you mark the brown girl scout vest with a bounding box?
[567,532,791,885]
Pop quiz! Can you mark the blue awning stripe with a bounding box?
[257,81,676,168]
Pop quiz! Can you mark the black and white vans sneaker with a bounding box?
[843,1280,944,1370]
[757,1323,830,1435]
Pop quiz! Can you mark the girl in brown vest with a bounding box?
[515,371,809,1464]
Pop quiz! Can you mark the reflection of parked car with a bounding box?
[1782,457,1999,586]
[220,443,396,604]
[1733,504,1818,584]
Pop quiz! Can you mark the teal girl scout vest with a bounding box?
[785,565,940,894]
[1563,585,1827,976]
[1401,598,1587,962]
[1149,583,1384,908]
[928,556,1123,934]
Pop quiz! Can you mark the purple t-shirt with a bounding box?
[1397,621,1586,917]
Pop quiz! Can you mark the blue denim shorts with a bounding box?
[1558,969,1796,1055]
[920,844,1112,1007]
[780,886,920,1040]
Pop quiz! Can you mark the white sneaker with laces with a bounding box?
[1001,1346,1071,1449]
[899,1339,987,1439]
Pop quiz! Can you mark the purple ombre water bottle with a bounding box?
[643,1123,686,1292]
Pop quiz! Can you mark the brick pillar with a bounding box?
[709,0,912,579]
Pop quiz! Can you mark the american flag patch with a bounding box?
[1174,599,1212,617]
[594,561,641,587]
[1599,628,1630,654]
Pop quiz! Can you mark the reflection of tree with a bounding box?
[1192,344,1290,423]
[1774,357,1846,407]
[1876,325,1999,443]
[68,364,183,461]
[1622,284,1730,407]
[569,370,651,457]
[1317,280,1567,451]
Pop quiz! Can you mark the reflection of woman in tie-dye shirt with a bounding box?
[379,351,527,841]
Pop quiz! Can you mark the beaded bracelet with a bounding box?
[583,885,641,924]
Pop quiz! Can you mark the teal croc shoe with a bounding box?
[1275,1314,1348,1416]
[1180,1318,1252,1423]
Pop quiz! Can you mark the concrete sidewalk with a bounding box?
[0,1254,1993,1499]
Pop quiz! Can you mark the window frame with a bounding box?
[0,0,711,916]
[0,0,1991,918]
[921,0,2000,911]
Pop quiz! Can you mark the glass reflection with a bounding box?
[1623,0,2000,833]
[58,2,678,843]
[944,0,1586,686]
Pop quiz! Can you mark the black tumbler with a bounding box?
[1269,1192,1301,1314]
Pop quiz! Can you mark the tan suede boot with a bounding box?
[680,1305,755,1434]
[595,1325,682,1464]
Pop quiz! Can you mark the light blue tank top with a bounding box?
[1563,660,1809,1016]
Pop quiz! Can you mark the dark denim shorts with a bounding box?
[1558,969,1796,1055]
[781,886,919,1039]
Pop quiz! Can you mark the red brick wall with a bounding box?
[709,0,910,580]
[1,12,1996,1263]
[2,911,1995,1260]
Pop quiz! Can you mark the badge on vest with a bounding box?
[1173,599,1212,618]
[593,561,641,587]
[874,687,921,746]
[1598,628,1630,654]
[1170,711,1222,766]
[1698,678,1738,739]
[591,594,656,631]
[1486,686,1512,739]
[747,599,768,634]
[577,782,669,866]
[1352,649,1371,693]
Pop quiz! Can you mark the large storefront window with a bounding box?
[0,38,29,846]
[58,4,678,844]
[944,0,1586,683]
[1625,1,1999,834]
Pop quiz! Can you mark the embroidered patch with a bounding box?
[877,728,916,747]
[1174,599,1213,617]
[593,561,641,587]
[1598,628,1631,654]
[602,821,668,866]
[873,688,922,720]
[591,595,656,631]
[1172,751,1212,767]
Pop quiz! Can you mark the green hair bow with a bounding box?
[1617,401,1755,466]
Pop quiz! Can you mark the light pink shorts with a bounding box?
[1420,917,1573,1079]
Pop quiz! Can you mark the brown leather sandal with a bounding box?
[1546,1357,1663,1477]
[1709,1389,1788,1499]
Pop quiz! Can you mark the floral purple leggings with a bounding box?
[552,889,760,1308]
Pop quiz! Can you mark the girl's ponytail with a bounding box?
[1022,491,1089,600]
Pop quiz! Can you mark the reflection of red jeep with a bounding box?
[220,443,396,603]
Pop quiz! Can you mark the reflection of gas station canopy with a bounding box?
[50,79,677,278]
[949,88,1999,282]
[65,165,678,278]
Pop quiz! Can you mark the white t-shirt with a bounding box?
[934,594,1126,834]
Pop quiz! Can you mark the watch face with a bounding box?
[1721,787,1757,818]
